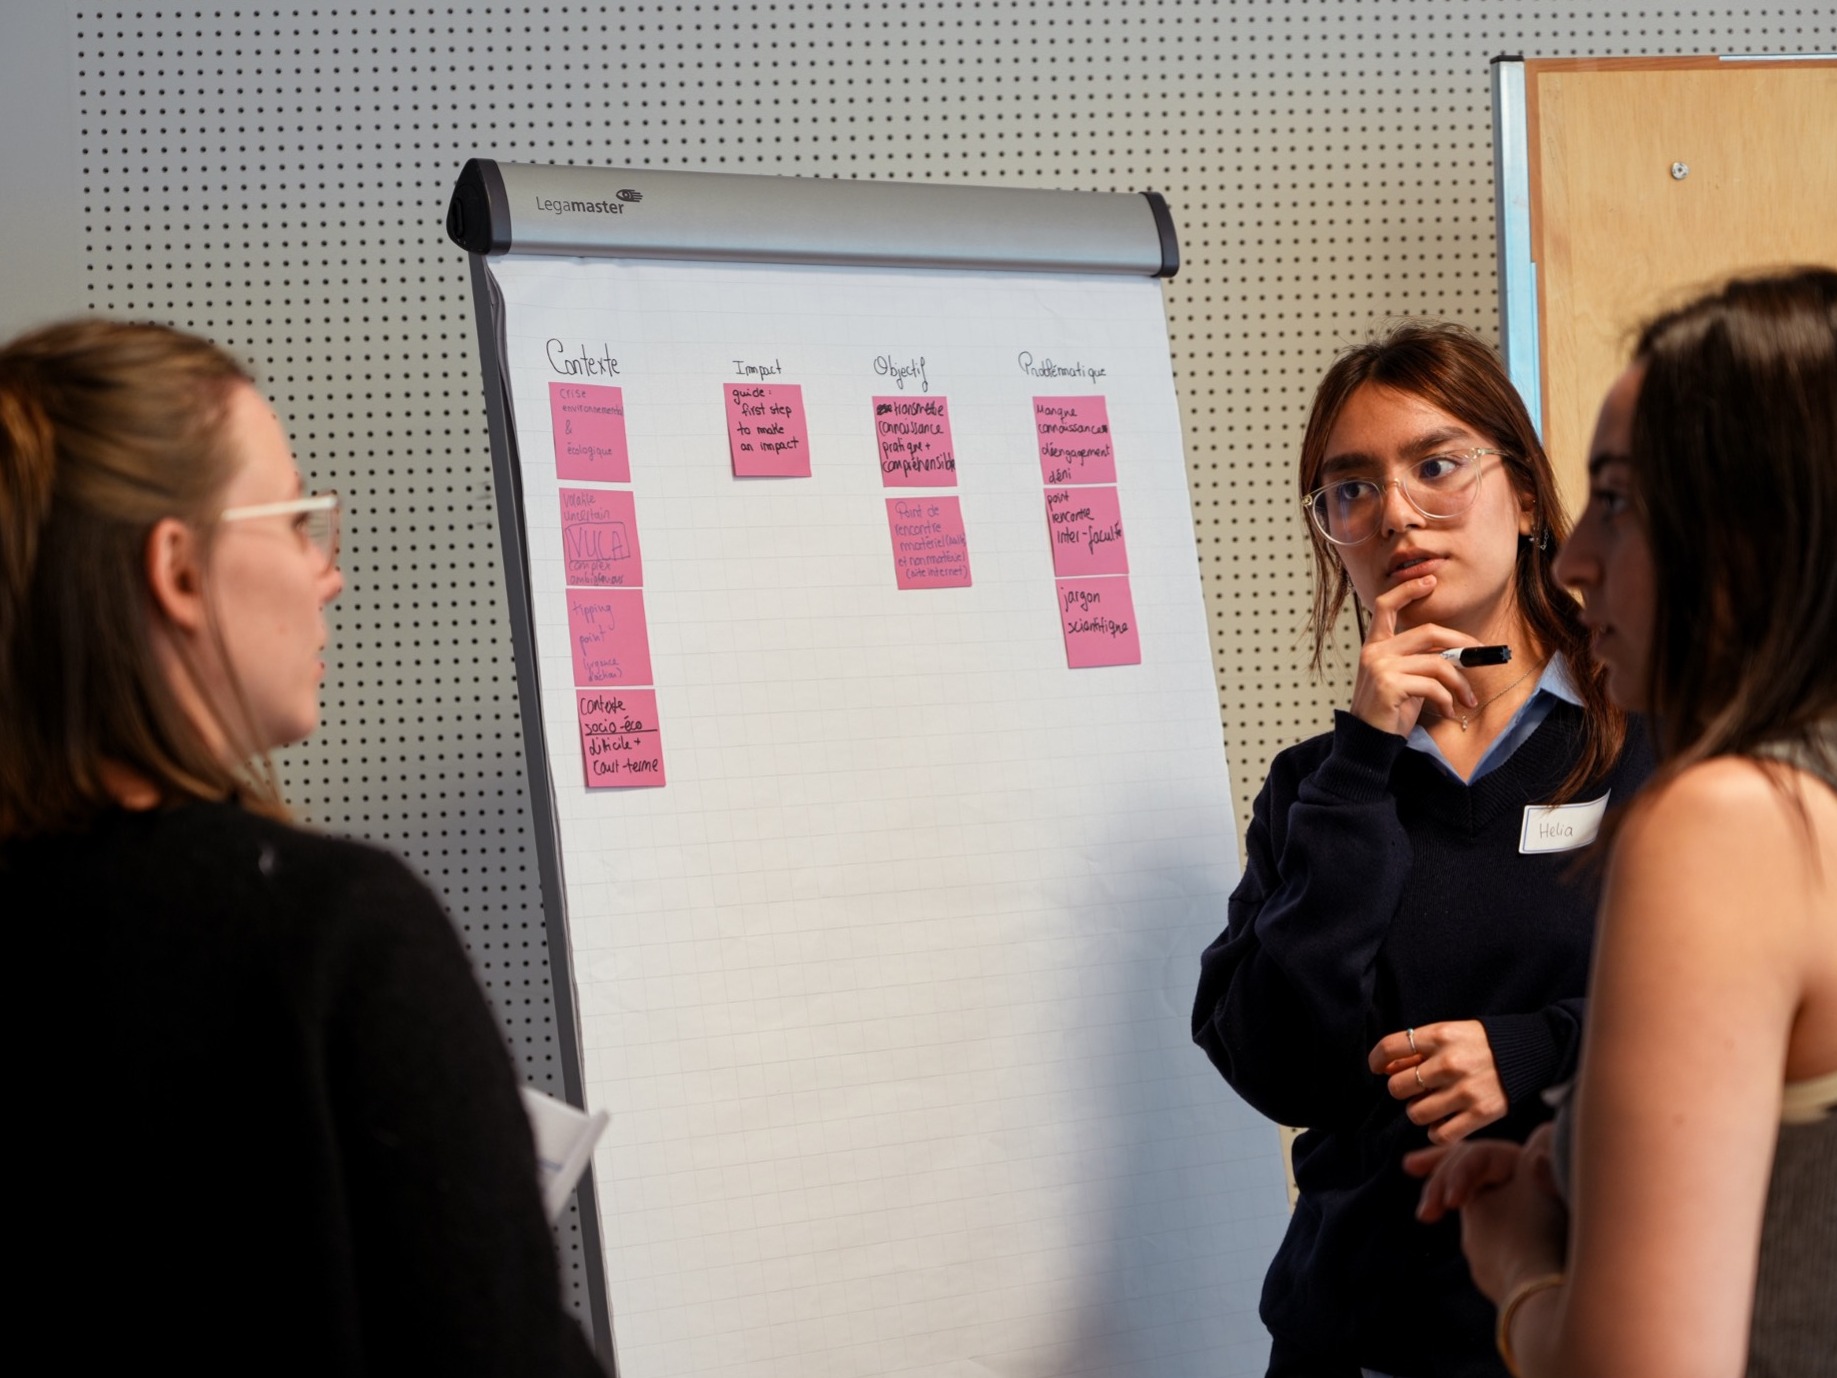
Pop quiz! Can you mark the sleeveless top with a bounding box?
[1551,727,1837,1378]
[1743,729,1837,1378]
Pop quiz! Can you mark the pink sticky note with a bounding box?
[566,589,653,686]
[551,383,631,482]
[1034,395,1116,485]
[576,689,666,788]
[1056,576,1141,668]
[886,496,971,589]
[873,395,958,487]
[1043,485,1129,577]
[559,488,643,587]
[724,383,812,477]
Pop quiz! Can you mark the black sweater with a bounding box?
[1193,707,1652,1378]
[4,801,602,1376]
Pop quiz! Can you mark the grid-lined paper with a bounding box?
[488,255,1289,1378]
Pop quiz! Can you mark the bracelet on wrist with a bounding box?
[1495,1271,1565,1378]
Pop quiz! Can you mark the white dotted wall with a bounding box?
[73,0,1831,1338]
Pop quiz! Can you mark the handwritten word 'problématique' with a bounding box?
[1019,351,1107,382]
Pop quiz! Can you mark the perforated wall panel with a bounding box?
[72,0,1829,1343]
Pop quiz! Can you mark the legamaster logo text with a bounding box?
[534,193,641,217]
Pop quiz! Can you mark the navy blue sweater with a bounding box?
[1193,706,1651,1378]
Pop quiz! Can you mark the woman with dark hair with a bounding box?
[0,319,602,1375]
[1193,322,1650,1377]
[1412,268,1837,1377]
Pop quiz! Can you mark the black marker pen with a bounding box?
[1439,645,1512,667]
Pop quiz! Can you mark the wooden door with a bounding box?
[1526,57,1836,513]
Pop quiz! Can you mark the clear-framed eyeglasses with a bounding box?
[218,491,342,570]
[1301,449,1509,547]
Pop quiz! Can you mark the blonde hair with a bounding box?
[0,318,287,836]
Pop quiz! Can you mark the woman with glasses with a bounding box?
[0,320,601,1374]
[1412,270,1837,1378]
[1192,322,1650,1378]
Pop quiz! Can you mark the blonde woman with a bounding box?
[1,320,602,1375]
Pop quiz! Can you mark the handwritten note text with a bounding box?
[724,383,812,478]
[1033,395,1116,485]
[576,689,666,787]
[874,395,958,487]
[1056,576,1141,668]
[551,382,631,482]
[887,497,972,589]
[560,488,643,587]
[566,588,654,686]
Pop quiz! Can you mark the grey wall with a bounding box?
[4,0,1828,1349]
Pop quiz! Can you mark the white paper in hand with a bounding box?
[520,1086,610,1222]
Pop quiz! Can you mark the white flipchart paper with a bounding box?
[485,255,1290,1378]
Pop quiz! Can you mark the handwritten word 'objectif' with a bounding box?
[873,354,929,393]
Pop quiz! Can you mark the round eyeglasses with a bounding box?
[218,491,342,569]
[1302,449,1508,547]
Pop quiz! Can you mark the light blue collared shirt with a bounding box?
[1405,651,1582,784]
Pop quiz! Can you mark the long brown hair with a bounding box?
[1631,267,1837,777]
[1298,320,1626,803]
[0,318,286,837]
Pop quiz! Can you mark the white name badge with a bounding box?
[1520,793,1611,854]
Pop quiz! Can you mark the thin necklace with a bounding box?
[1426,665,1536,732]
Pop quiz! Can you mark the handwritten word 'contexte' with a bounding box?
[873,354,929,393]
[546,339,621,377]
[550,383,631,483]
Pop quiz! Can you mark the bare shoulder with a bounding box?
[1612,755,1835,942]
[1622,755,1824,852]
